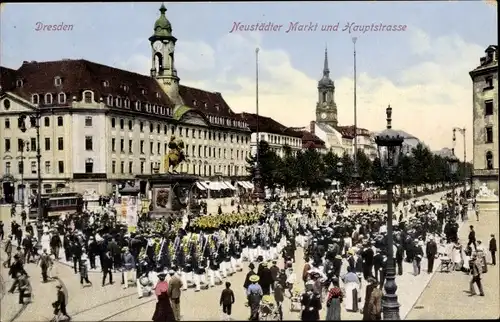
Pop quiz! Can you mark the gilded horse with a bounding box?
[166,136,186,173]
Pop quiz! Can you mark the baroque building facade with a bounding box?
[0,4,251,201]
[470,45,499,194]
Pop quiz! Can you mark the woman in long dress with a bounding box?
[342,266,360,312]
[152,277,176,322]
[325,277,342,321]
[452,242,463,270]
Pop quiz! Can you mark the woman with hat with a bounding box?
[152,272,176,322]
[325,277,342,321]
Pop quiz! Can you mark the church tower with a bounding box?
[149,3,183,105]
[315,47,338,127]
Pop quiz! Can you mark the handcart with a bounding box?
[438,254,452,272]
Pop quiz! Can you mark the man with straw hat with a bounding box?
[247,274,262,320]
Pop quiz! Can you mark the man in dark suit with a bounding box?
[489,234,497,266]
[467,225,477,251]
[168,270,183,321]
[373,249,383,283]
[101,251,114,286]
[395,243,404,275]
[426,237,438,273]
[362,243,374,281]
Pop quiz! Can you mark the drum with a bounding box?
[139,276,150,287]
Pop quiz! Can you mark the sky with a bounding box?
[1,1,497,161]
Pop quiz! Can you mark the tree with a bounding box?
[245,140,281,190]
[245,140,471,192]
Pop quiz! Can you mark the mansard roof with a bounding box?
[0,59,248,131]
[237,112,303,138]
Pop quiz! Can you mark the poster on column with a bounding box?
[121,196,129,223]
[126,196,138,232]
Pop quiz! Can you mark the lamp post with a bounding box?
[452,127,467,197]
[18,111,43,240]
[375,105,404,320]
[253,47,265,201]
[447,152,459,217]
[19,139,30,207]
[336,161,343,191]
[351,37,360,182]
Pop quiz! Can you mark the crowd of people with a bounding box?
[1,189,497,321]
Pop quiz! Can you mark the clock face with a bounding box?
[153,41,163,52]
[321,113,327,119]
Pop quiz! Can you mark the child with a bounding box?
[80,255,92,287]
[220,282,235,321]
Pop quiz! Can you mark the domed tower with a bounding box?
[315,46,338,127]
[149,3,183,105]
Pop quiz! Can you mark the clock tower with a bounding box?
[149,3,183,105]
[315,47,338,127]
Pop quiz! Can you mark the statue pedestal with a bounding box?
[476,195,499,214]
[137,173,200,219]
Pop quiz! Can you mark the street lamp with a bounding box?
[375,105,404,320]
[253,47,265,201]
[19,139,30,208]
[337,161,343,191]
[452,127,467,198]
[18,111,43,241]
[447,152,459,217]
[352,37,360,181]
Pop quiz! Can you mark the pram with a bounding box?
[259,295,282,321]
[289,288,302,312]
[438,253,452,272]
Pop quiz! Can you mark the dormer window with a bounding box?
[103,81,109,87]
[215,104,220,111]
[156,92,160,98]
[58,93,66,104]
[204,102,208,108]
[193,100,197,107]
[136,101,141,111]
[16,79,23,87]
[124,98,130,108]
[32,94,39,105]
[115,97,122,107]
[54,77,62,86]
[122,85,129,92]
[107,95,113,106]
[83,91,93,104]
[141,89,147,95]
[44,93,53,105]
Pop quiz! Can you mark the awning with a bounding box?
[195,182,206,190]
[237,181,251,189]
[206,182,221,190]
[246,181,254,189]
[223,181,237,190]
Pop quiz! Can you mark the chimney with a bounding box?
[310,121,316,134]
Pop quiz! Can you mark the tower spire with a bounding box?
[323,45,330,77]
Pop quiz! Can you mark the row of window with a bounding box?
[110,138,249,160]
[261,133,301,147]
[4,160,65,175]
[4,137,65,153]
[110,117,250,144]
[110,160,241,177]
[3,115,64,130]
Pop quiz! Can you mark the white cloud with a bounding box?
[119,29,485,161]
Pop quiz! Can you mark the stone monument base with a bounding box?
[136,173,200,219]
[476,197,499,214]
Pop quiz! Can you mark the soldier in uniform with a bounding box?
[208,237,223,287]
[136,253,153,298]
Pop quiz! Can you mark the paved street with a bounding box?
[406,207,499,320]
[0,190,463,321]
